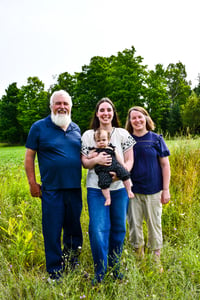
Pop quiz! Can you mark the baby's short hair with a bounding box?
[94,129,110,141]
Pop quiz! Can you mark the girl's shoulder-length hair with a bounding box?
[125,106,155,133]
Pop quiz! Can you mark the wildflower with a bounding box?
[124,249,128,255]
[174,228,177,231]
[8,265,12,272]
[80,295,86,299]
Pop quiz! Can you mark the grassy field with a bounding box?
[0,138,200,300]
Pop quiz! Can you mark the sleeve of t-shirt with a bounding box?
[157,135,170,157]
[120,128,136,153]
[25,123,39,151]
[81,130,94,156]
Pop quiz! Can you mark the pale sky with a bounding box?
[0,0,199,98]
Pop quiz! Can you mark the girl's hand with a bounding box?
[161,189,170,204]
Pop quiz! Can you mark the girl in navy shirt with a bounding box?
[125,106,171,270]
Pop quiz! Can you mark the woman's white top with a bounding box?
[81,127,136,190]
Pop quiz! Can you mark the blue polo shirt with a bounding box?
[131,131,170,194]
[26,115,82,190]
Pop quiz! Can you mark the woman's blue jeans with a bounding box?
[87,187,129,282]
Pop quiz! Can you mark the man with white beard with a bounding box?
[25,90,83,282]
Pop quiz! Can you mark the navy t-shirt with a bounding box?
[25,115,82,190]
[131,131,170,194]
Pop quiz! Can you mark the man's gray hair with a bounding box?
[50,90,72,107]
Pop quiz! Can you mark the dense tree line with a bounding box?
[0,46,200,144]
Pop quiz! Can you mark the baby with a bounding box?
[89,128,134,206]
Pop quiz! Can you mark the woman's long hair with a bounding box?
[90,97,120,130]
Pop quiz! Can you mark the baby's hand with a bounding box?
[109,171,118,181]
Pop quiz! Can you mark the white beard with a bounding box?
[51,111,71,129]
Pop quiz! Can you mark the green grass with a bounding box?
[0,139,200,299]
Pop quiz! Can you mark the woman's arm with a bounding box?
[159,156,171,204]
[87,149,98,159]
[123,147,134,172]
[81,152,112,169]
[115,150,126,168]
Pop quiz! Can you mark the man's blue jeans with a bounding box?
[41,188,83,275]
[87,187,129,282]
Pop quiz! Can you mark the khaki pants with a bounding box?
[127,192,163,250]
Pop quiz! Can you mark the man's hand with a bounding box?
[29,182,41,198]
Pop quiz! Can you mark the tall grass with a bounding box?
[0,140,200,300]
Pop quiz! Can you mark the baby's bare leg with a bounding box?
[102,188,111,206]
[123,179,134,198]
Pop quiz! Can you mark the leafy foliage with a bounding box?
[181,91,200,134]
[17,77,50,136]
[0,83,23,143]
[0,46,199,143]
[145,64,170,133]
[105,47,148,126]
[165,62,191,135]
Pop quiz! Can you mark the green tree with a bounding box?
[49,72,76,95]
[145,64,170,133]
[193,74,200,96]
[106,46,148,126]
[17,77,50,137]
[0,83,23,143]
[165,62,191,135]
[73,46,148,131]
[181,91,200,134]
[73,56,111,132]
